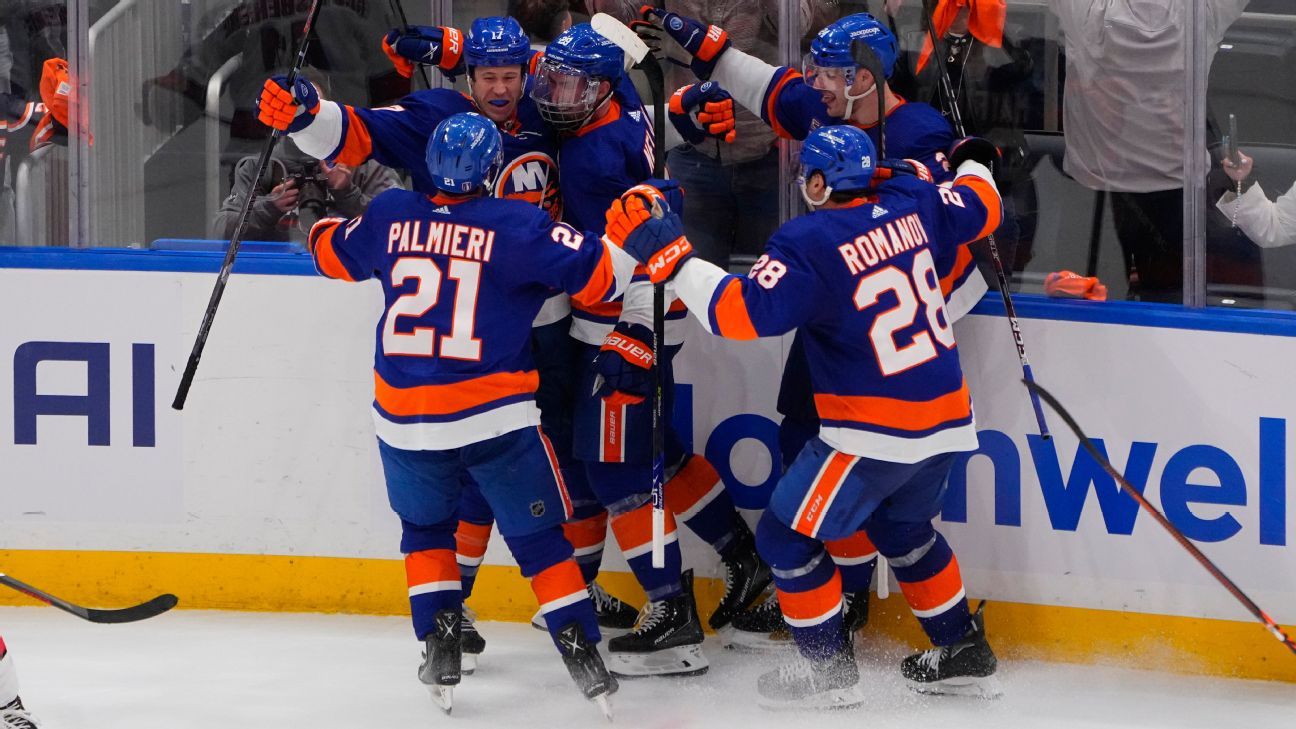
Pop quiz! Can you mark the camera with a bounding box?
[284,170,331,229]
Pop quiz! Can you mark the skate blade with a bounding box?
[462,653,479,676]
[608,644,709,678]
[906,674,1003,699]
[426,684,454,714]
[593,693,614,721]
[723,629,796,654]
[757,685,867,712]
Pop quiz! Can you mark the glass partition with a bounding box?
[1205,0,1296,310]
[5,0,1296,313]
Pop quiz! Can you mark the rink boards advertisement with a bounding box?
[1,255,1293,680]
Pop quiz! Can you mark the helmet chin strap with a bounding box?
[840,82,876,120]
[799,180,832,209]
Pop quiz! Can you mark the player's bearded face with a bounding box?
[471,66,525,123]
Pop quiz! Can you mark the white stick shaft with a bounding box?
[876,555,890,600]
[651,507,666,568]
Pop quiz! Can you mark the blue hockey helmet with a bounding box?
[797,125,876,207]
[808,12,897,79]
[530,23,625,130]
[804,14,897,120]
[464,16,532,70]
[425,112,505,194]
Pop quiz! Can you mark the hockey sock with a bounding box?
[0,636,16,706]
[883,528,970,646]
[756,511,846,661]
[404,546,462,641]
[825,530,879,594]
[504,528,602,650]
[455,520,493,600]
[562,507,609,586]
[665,455,740,557]
[610,497,683,602]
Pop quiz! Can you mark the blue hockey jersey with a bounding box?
[669,164,1002,463]
[291,88,562,219]
[555,86,689,345]
[308,190,637,451]
[711,51,988,320]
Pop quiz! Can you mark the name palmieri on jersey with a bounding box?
[386,220,496,262]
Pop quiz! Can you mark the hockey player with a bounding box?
[260,17,643,664]
[0,636,38,729]
[302,111,654,715]
[613,125,1002,707]
[639,8,992,645]
[527,23,770,675]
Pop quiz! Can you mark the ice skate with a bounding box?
[555,621,618,720]
[0,698,40,729]
[461,607,485,675]
[708,520,773,631]
[901,601,1001,698]
[756,644,864,711]
[532,581,639,632]
[418,609,462,714]
[606,571,708,677]
[844,589,869,635]
[725,588,794,652]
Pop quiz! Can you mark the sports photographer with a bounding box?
[210,70,400,244]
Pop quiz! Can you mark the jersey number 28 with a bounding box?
[382,257,483,360]
[854,248,954,376]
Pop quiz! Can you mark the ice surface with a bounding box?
[1,607,1291,729]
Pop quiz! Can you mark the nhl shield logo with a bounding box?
[531,500,546,517]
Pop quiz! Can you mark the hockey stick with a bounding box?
[917,0,1050,440]
[0,573,178,624]
[172,0,324,411]
[591,13,669,569]
[387,0,433,92]
[1023,381,1296,658]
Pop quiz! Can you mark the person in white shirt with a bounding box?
[1218,151,1296,248]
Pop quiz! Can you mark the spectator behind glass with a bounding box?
[142,1,409,145]
[599,0,838,270]
[1217,150,1296,249]
[211,71,400,244]
[1047,0,1250,303]
[888,0,1038,277]
[509,0,574,45]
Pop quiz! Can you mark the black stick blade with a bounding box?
[84,594,179,624]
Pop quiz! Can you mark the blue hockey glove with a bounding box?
[669,82,736,145]
[592,322,656,407]
[257,75,321,133]
[382,26,466,80]
[640,6,731,79]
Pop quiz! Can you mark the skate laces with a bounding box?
[630,599,668,635]
[916,645,948,672]
[775,658,814,684]
[0,708,39,729]
[588,582,620,612]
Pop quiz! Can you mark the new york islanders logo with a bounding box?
[495,151,562,222]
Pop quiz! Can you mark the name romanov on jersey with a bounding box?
[386,219,496,262]
[837,212,931,275]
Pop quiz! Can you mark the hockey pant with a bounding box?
[757,438,973,660]
[379,428,601,652]
[575,342,741,602]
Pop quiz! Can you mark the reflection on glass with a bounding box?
[1206,1,1296,310]
[596,1,837,271]
[1,1,70,247]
